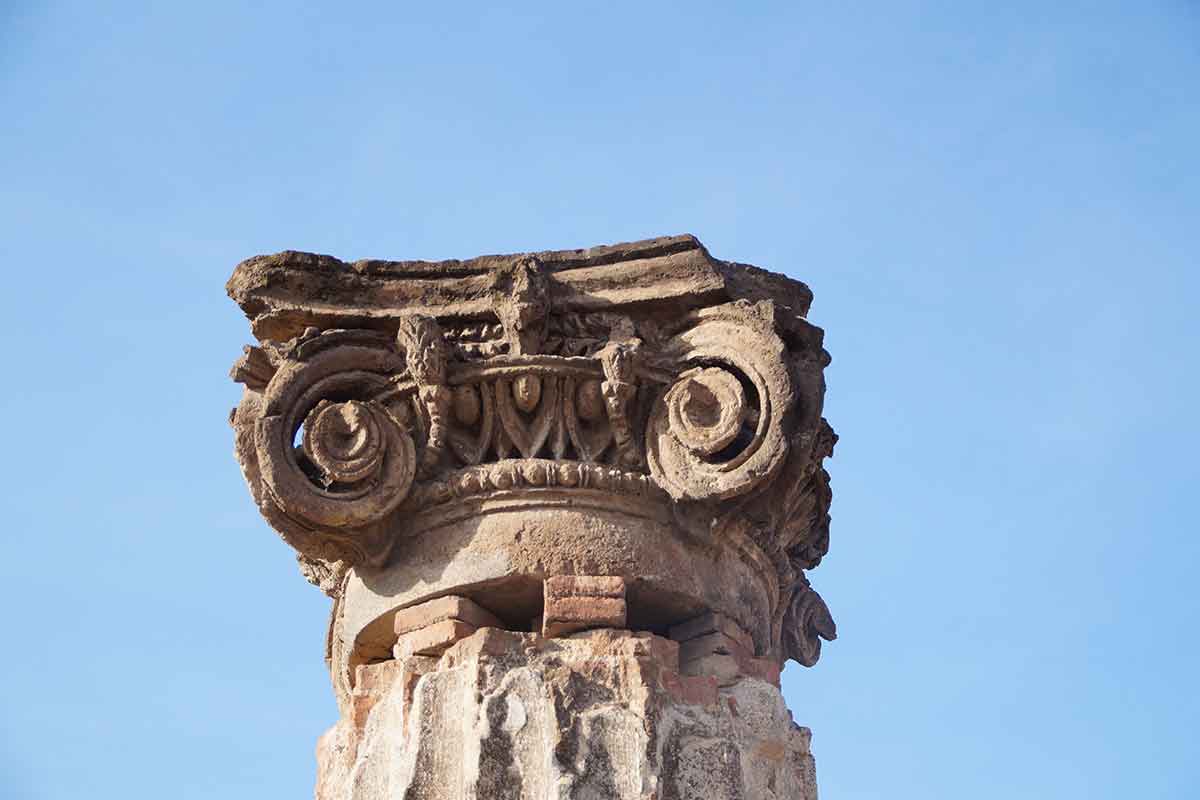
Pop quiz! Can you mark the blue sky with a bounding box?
[2,2,1197,798]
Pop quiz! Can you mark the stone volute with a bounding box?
[227,235,837,799]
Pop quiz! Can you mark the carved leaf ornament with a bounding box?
[782,580,838,667]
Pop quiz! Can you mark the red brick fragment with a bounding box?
[544,575,626,600]
[542,575,628,638]
[639,633,681,670]
[393,595,502,636]
[543,596,627,638]
[350,661,403,729]
[393,619,477,658]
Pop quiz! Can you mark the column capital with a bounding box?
[227,235,837,675]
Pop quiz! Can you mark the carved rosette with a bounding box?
[228,235,838,667]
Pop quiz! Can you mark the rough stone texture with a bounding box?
[226,235,837,798]
[318,628,818,800]
[670,612,755,655]
[679,631,748,664]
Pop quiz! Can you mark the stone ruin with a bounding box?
[226,235,837,799]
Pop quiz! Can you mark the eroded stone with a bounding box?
[669,611,755,655]
[318,629,817,800]
[226,235,837,798]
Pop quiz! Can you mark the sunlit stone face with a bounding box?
[227,235,836,800]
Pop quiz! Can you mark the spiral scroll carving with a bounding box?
[303,400,394,485]
[254,333,416,546]
[645,303,794,501]
[665,367,746,457]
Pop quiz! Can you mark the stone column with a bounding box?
[226,235,837,800]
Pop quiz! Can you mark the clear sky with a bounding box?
[2,2,1197,798]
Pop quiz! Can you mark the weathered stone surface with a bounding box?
[318,628,817,800]
[669,611,755,655]
[225,235,837,798]
[679,631,749,664]
[681,652,743,687]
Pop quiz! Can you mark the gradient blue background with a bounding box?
[2,2,1197,798]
